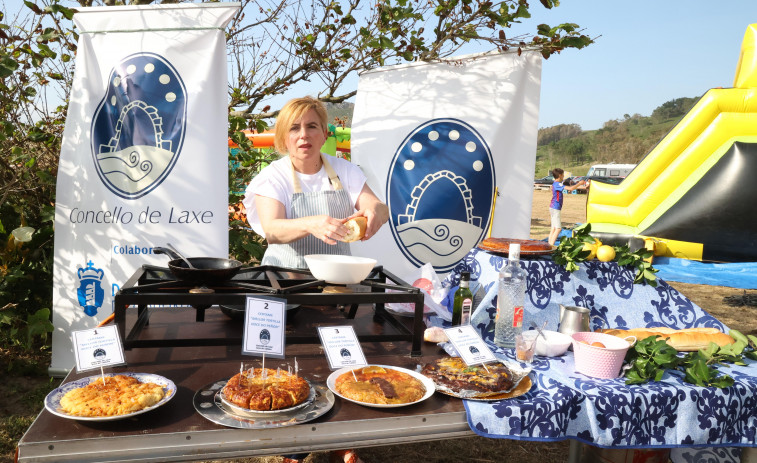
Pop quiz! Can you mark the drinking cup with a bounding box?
[515,332,538,363]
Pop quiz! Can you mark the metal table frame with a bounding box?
[18,406,472,463]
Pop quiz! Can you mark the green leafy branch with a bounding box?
[551,223,595,272]
[624,329,757,388]
[551,223,659,286]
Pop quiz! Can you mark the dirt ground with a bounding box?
[4,188,756,463]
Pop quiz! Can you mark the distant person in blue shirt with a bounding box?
[548,168,586,245]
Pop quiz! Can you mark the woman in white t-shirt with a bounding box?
[242,96,389,269]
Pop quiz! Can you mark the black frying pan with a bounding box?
[153,247,243,284]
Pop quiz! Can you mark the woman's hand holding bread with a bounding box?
[342,216,367,242]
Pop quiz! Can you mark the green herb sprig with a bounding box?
[614,244,658,286]
[624,336,682,384]
[551,223,595,272]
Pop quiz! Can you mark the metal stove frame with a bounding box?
[113,264,426,356]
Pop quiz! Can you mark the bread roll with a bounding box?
[343,217,367,242]
[424,326,448,343]
[599,327,734,351]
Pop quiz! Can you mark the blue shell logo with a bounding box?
[387,119,495,272]
[259,329,271,345]
[76,260,105,317]
[91,52,187,199]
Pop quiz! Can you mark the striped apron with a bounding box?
[261,154,353,269]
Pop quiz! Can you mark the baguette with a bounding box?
[599,327,734,351]
[343,217,367,242]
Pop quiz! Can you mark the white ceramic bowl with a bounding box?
[533,329,573,357]
[304,254,377,285]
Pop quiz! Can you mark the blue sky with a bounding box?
[525,0,757,129]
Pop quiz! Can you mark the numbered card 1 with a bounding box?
[242,296,287,358]
[317,326,367,370]
[443,325,497,366]
[71,325,126,372]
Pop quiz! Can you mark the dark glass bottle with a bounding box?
[452,272,474,326]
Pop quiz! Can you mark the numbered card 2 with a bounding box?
[242,296,287,358]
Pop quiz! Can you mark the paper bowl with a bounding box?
[533,330,572,357]
[304,254,377,285]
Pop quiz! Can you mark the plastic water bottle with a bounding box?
[494,243,527,348]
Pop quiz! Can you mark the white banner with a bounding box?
[50,3,239,375]
[351,51,542,281]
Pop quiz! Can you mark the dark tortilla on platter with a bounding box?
[420,357,526,399]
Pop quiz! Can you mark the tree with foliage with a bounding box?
[0,4,75,350]
[0,0,593,349]
[534,96,703,175]
[651,97,698,121]
[537,123,582,145]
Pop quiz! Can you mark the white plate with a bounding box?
[44,372,176,421]
[327,365,435,408]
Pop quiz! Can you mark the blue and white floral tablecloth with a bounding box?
[442,247,757,463]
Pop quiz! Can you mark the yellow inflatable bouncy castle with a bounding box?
[586,23,757,263]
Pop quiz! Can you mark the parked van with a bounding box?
[586,163,636,178]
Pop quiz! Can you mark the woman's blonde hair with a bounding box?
[274,96,328,154]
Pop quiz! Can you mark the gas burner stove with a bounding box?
[114,264,426,356]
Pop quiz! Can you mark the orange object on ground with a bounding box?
[228,129,275,148]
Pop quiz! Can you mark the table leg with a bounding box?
[742,447,757,463]
[347,303,359,319]
[411,292,424,357]
[568,439,582,463]
[114,298,126,349]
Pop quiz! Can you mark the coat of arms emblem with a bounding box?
[76,261,105,317]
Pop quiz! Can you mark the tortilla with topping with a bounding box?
[335,366,425,405]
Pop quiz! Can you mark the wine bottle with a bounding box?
[452,272,473,326]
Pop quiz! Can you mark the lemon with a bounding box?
[582,242,598,260]
[596,245,616,262]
